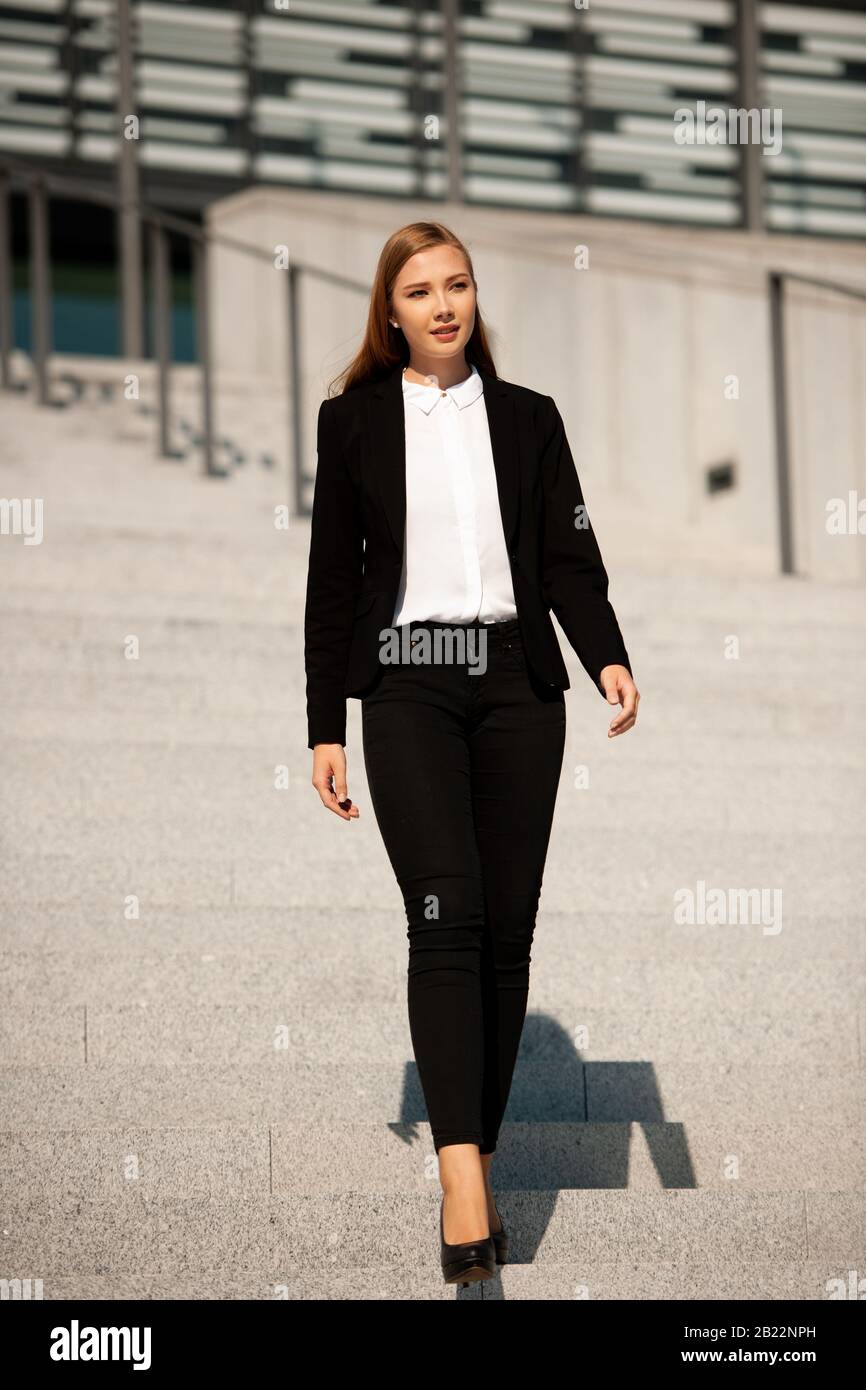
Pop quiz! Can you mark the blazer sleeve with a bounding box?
[538,394,633,697]
[304,398,364,749]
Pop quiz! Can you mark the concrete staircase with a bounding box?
[1,387,864,1300]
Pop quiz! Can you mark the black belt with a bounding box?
[405,617,520,639]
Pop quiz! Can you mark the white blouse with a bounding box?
[391,363,518,629]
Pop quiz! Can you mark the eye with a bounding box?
[407,281,468,298]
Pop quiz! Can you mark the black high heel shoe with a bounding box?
[489,1201,509,1266]
[439,1197,496,1286]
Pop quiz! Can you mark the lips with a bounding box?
[431,326,458,337]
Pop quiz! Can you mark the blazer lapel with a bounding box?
[367,360,521,558]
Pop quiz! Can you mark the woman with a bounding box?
[305,221,639,1286]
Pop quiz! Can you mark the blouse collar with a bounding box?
[402,362,483,414]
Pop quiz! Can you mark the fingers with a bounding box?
[332,769,359,819]
[608,681,640,738]
[311,750,359,819]
[313,773,356,819]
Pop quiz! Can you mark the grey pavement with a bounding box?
[0,389,864,1300]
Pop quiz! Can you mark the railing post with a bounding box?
[28,178,51,406]
[149,220,172,458]
[768,271,794,575]
[0,170,12,389]
[287,261,304,517]
[193,236,215,476]
[117,0,144,358]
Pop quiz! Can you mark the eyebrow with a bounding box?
[401,275,467,290]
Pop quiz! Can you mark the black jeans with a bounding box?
[361,617,566,1155]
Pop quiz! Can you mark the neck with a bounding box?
[403,354,471,389]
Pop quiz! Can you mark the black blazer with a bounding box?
[304,361,632,749]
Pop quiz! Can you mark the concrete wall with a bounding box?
[206,188,866,584]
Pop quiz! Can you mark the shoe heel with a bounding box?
[491,1225,509,1266]
[489,1200,509,1265]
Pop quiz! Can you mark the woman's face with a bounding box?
[389,245,476,366]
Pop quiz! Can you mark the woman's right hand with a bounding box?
[311,743,359,820]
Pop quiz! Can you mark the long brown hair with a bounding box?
[327,221,498,397]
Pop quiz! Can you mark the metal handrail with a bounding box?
[768,267,866,576]
[0,150,369,284]
[0,150,368,496]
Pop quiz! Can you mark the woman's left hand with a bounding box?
[600,665,639,737]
